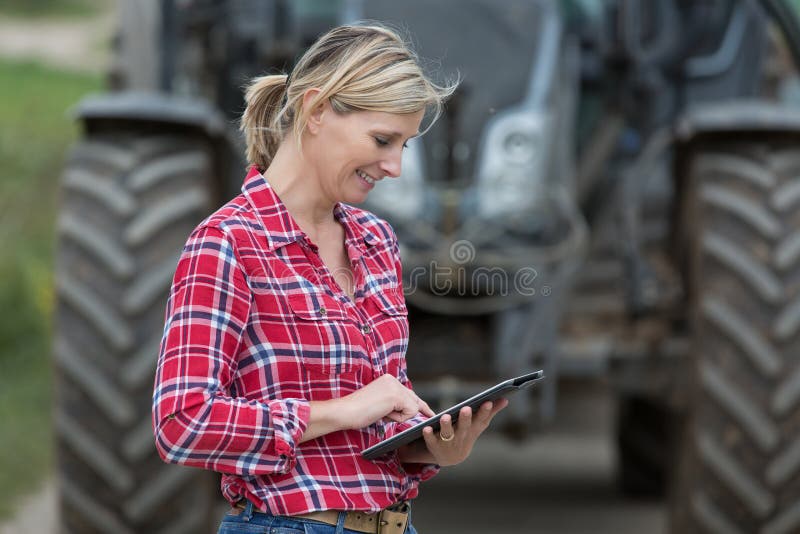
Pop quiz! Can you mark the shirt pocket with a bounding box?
[287,291,356,375]
[371,286,408,316]
[368,286,410,376]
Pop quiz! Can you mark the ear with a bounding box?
[302,88,327,135]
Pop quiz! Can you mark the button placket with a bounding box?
[296,239,328,289]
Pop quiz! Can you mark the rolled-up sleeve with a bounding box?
[152,225,310,476]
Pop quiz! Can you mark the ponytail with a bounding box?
[240,74,288,170]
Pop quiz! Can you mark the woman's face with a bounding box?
[307,103,425,206]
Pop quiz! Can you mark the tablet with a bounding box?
[361,370,544,461]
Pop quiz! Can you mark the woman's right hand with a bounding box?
[340,374,434,429]
[301,374,432,442]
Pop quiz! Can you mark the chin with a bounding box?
[342,189,370,205]
[345,194,369,206]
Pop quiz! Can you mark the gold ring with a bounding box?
[439,432,455,442]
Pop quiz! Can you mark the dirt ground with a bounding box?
[0,482,56,534]
[0,10,114,73]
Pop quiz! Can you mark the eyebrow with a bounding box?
[375,130,421,139]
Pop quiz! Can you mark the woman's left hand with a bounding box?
[398,398,508,467]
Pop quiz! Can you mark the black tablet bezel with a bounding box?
[361,370,544,461]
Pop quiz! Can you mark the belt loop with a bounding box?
[242,500,254,522]
[334,511,346,534]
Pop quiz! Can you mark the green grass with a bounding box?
[0,59,101,519]
[0,0,106,18]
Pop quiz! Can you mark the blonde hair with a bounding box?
[240,22,457,170]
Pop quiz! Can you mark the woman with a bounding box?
[153,23,508,534]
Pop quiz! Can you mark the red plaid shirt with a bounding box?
[153,167,437,515]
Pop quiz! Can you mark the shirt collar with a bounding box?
[333,202,381,262]
[242,166,380,253]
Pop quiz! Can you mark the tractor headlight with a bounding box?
[503,130,540,165]
[475,109,551,218]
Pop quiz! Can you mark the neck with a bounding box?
[262,140,337,229]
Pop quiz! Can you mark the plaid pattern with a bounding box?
[153,167,437,515]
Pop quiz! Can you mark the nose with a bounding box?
[379,149,403,178]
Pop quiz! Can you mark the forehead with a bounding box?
[346,109,425,136]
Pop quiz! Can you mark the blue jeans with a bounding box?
[217,501,419,534]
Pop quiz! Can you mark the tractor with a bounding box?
[53,0,800,532]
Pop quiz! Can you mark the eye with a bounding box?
[374,137,410,149]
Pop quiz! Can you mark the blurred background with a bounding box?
[3,1,800,533]
[0,0,109,530]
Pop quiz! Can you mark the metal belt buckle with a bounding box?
[378,501,410,534]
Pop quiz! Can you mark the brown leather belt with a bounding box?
[234,500,410,534]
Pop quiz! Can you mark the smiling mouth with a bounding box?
[356,169,379,185]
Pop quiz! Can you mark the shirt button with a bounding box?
[361,324,371,334]
[378,426,385,437]
[318,306,326,317]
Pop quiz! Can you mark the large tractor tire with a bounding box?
[672,143,800,533]
[53,132,220,534]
